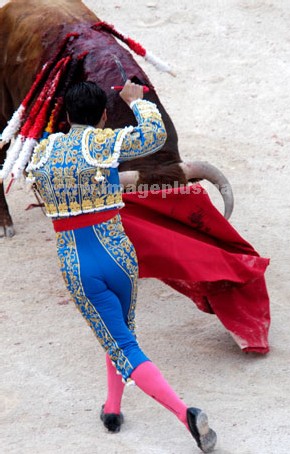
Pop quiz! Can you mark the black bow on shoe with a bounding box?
[100,404,124,433]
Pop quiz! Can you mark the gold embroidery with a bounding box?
[58,202,69,213]
[46,203,57,215]
[30,129,124,217]
[94,197,104,208]
[106,194,115,205]
[56,229,135,380]
[30,139,49,165]
[94,128,115,145]
[93,216,138,334]
[82,200,93,210]
[29,100,165,217]
[118,101,166,161]
[70,201,81,212]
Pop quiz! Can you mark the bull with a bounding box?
[0,0,234,237]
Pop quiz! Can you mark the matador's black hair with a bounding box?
[65,81,107,126]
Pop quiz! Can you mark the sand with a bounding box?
[1,1,290,453]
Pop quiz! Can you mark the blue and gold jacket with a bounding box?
[27,100,167,218]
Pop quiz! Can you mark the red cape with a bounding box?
[121,185,270,354]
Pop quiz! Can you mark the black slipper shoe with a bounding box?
[100,404,124,433]
[187,407,217,453]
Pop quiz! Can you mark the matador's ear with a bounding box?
[100,109,107,128]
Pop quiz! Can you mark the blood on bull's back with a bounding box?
[0,0,180,170]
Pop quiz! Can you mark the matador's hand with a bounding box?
[119,80,144,106]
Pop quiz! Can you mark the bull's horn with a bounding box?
[119,170,139,190]
[180,161,234,219]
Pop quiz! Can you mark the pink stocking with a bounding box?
[104,354,125,414]
[131,361,189,429]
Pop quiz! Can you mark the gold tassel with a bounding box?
[95,168,105,182]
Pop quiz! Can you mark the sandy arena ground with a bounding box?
[1,1,290,453]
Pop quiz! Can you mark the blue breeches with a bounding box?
[56,214,149,382]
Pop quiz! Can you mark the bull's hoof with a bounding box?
[0,224,15,238]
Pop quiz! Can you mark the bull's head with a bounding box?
[119,161,234,220]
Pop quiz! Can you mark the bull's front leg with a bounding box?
[0,144,15,237]
[0,181,15,237]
